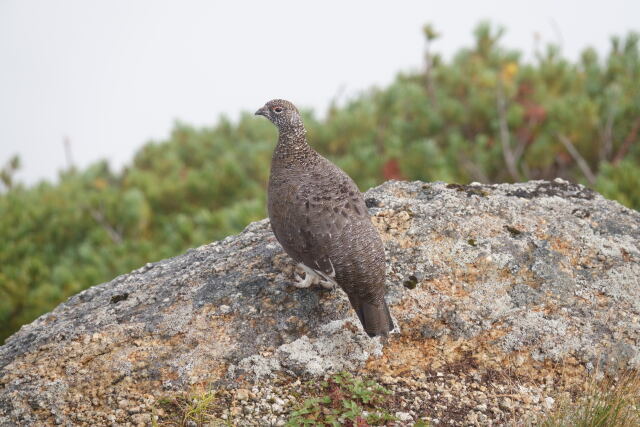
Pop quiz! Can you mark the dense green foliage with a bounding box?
[1,23,639,342]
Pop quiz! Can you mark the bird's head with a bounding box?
[254,99,304,132]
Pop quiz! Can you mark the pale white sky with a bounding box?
[1,0,638,184]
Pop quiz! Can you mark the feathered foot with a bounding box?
[294,263,336,289]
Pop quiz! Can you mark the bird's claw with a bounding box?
[293,271,314,288]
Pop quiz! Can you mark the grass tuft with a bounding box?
[152,389,230,427]
[536,370,640,427]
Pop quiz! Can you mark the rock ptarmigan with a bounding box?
[255,99,394,337]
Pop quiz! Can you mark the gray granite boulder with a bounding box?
[1,179,639,426]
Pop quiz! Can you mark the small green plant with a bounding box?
[535,370,640,427]
[287,372,396,426]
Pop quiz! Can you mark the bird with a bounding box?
[255,99,394,337]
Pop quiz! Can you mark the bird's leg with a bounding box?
[316,273,337,290]
[317,259,337,290]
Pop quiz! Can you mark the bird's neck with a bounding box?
[273,127,317,163]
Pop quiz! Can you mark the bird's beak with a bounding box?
[255,106,268,117]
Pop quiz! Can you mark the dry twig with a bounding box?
[558,134,597,186]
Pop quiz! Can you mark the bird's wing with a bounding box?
[290,167,369,277]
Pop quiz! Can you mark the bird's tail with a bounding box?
[349,296,394,338]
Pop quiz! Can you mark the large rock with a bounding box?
[1,179,639,426]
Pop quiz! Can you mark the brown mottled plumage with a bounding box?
[255,99,394,337]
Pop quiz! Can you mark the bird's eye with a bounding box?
[273,107,283,113]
